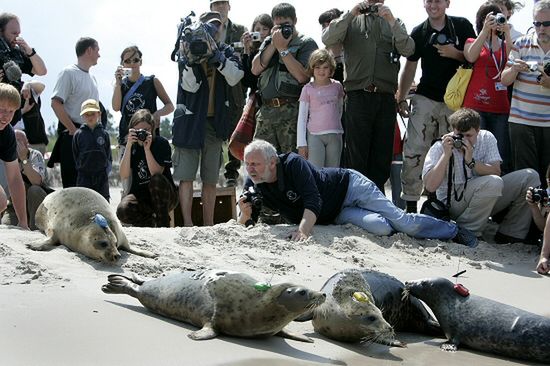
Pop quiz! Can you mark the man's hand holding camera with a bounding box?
[352,2,395,26]
[271,25,292,52]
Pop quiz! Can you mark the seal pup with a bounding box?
[406,277,550,363]
[102,269,326,341]
[28,187,157,263]
[296,269,441,347]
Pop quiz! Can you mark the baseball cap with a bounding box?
[199,11,222,25]
[209,0,229,4]
[80,99,101,115]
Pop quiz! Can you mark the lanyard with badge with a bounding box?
[486,36,507,91]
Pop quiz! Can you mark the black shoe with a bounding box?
[453,226,479,248]
[225,178,237,187]
[406,201,417,213]
[494,232,523,244]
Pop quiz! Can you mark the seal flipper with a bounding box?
[293,310,314,322]
[27,236,60,251]
[101,274,141,298]
[276,329,313,343]
[118,240,158,259]
[188,323,218,340]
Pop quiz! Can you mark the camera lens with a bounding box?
[495,13,507,24]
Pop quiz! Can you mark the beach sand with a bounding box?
[1,193,548,365]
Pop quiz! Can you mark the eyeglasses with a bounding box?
[123,57,141,64]
[533,21,550,27]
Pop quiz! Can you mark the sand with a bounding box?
[1,203,549,365]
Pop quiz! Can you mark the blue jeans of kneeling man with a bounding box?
[334,170,458,239]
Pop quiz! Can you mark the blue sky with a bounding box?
[7,0,536,131]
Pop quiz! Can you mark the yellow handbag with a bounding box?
[444,65,473,111]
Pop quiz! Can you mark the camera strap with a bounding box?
[486,36,506,80]
[450,154,468,203]
[122,75,145,112]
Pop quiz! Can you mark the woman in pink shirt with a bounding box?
[297,49,344,168]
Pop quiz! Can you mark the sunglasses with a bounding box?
[533,21,550,27]
[123,57,141,64]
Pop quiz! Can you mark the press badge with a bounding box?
[495,82,507,91]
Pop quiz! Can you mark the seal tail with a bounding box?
[101,274,141,298]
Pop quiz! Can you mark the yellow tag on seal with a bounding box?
[353,292,369,303]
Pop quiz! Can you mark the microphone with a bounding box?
[3,60,22,82]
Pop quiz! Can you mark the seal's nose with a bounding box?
[112,253,121,262]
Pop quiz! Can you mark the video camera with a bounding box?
[0,39,22,85]
[428,32,456,46]
[241,186,263,227]
[171,11,218,65]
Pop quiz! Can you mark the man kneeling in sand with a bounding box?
[238,139,477,247]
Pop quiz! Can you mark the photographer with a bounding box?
[239,139,477,247]
[322,0,414,192]
[117,109,177,227]
[0,13,46,125]
[172,11,243,227]
[526,165,550,243]
[423,108,539,243]
[251,3,318,154]
[396,0,476,213]
[501,0,550,189]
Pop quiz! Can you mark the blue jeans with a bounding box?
[478,111,511,174]
[334,170,458,239]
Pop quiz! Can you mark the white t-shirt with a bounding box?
[51,64,99,126]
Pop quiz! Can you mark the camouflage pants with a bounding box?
[254,102,298,154]
[401,94,453,201]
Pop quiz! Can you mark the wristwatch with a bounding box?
[22,159,28,165]
[466,158,476,169]
[279,49,290,58]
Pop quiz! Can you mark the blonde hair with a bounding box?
[0,83,21,108]
[307,49,336,78]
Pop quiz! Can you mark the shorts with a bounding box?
[172,122,223,184]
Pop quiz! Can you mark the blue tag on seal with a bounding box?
[94,214,108,229]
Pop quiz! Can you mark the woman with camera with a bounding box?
[463,2,514,174]
[240,14,273,94]
[112,45,174,157]
[116,109,178,227]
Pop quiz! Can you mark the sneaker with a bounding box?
[225,178,237,187]
[494,232,522,244]
[453,226,479,248]
[406,201,417,213]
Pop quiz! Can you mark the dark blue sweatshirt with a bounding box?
[243,153,350,224]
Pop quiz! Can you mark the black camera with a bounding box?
[360,4,378,14]
[494,13,507,24]
[530,187,549,203]
[452,134,464,149]
[135,129,149,142]
[242,186,263,227]
[544,61,550,76]
[428,32,456,46]
[389,50,400,64]
[280,24,294,39]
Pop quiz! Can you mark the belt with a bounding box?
[262,97,298,108]
[364,84,380,93]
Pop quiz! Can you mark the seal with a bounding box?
[101,269,326,341]
[27,187,157,263]
[296,269,441,347]
[405,277,550,363]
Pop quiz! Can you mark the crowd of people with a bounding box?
[0,1,549,271]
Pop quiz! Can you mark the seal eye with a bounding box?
[298,289,306,296]
[95,241,109,249]
[367,316,377,322]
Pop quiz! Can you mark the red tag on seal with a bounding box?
[454,283,470,297]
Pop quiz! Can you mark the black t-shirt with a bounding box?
[0,124,17,162]
[22,95,48,145]
[129,136,175,198]
[118,75,158,145]
[408,16,476,102]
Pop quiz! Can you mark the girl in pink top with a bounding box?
[297,49,344,168]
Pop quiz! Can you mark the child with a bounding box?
[297,49,344,168]
[72,99,112,201]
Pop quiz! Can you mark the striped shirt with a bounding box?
[423,130,502,201]
[508,33,550,127]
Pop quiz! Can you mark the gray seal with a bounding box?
[296,269,441,347]
[28,187,157,263]
[406,277,550,363]
[102,269,326,342]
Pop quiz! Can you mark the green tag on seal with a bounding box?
[254,282,271,292]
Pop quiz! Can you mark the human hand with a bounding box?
[433,44,460,59]
[441,134,455,157]
[208,49,226,67]
[241,32,253,54]
[509,59,531,73]
[537,256,549,275]
[68,126,78,136]
[538,68,550,88]
[287,229,309,241]
[271,27,291,52]
[16,142,27,161]
[143,132,153,150]
[14,36,32,55]
[298,146,308,159]
[237,195,253,223]
[397,100,410,118]
[351,1,368,16]
[114,66,124,86]
[460,136,474,162]
[377,4,396,26]
[127,128,138,146]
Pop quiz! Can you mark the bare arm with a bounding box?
[5,160,28,229]
[111,68,123,112]
[423,137,453,193]
[152,78,174,128]
[251,41,277,76]
[51,98,78,135]
[290,208,317,241]
[537,214,550,274]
